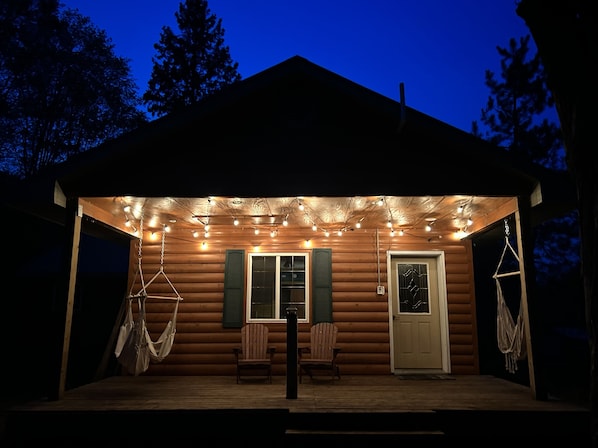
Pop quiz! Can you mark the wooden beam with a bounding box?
[467,197,518,235]
[79,198,137,236]
[515,196,548,400]
[49,197,82,401]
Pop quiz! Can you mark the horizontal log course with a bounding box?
[332,311,389,322]
[334,322,389,332]
[449,365,478,375]
[446,273,472,285]
[333,301,389,313]
[333,282,385,292]
[448,312,474,324]
[130,282,224,295]
[449,354,476,368]
[448,293,475,304]
[332,292,389,302]
[449,334,474,345]
[447,283,473,294]
[449,323,474,335]
[450,345,475,356]
[447,303,473,316]
[332,272,380,282]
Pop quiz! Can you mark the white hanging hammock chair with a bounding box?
[493,221,527,374]
[115,220,182,375]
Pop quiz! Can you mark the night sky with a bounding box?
[63,0,533,133]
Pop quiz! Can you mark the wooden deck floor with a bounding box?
[3,374,588,412]
[2,374,591,447]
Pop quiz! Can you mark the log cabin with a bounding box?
[7,55,576,402]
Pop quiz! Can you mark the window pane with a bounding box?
[248,254,308,321]
[251,256,276,318]
[398,263,430,313]
[280,255,306,319]
[280,288,305,319]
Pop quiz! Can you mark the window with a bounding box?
[397,262,430,313]
[247,253,309,322]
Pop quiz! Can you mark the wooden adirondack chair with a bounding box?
[233,323,276,383]
[298,322,341,383]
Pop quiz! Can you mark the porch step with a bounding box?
[285,428,445,446]
[284,410,445,446]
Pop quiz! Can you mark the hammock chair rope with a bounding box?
[493,219,526,374]
[115,216,182,375]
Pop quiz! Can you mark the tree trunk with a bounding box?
[516,0,597,445]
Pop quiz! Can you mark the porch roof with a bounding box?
[15,55,575,239]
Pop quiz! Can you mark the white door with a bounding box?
[390,256,446,371]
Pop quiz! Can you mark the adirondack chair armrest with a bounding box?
[233,347,242,360]
[332,347,341,358]
[267,346,276,360]
[297,346,310,360]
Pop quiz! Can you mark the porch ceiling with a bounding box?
[80,194,518,241]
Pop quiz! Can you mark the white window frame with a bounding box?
[246,252,310,323]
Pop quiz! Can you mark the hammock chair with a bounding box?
[115,221,183,375]
[492,220,526,374]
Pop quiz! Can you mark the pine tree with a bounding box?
[474,35,580,286]
[473,35,564,169]
[516,1,597,441]
[143,0,241,118]
[0,0,147,178]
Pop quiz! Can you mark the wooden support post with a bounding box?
[49,197,82,401]
[516,196,548,401]
[286,307,298,399]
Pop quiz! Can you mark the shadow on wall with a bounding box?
[2,211,130,402]
[472,220,588,406]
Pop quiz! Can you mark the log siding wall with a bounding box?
[128,228,479,376]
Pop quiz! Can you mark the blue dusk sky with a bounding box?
[63,1,533,133]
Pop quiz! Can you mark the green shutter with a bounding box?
[312,248,332,323]
[222,249,245,328]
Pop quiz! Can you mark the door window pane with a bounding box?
[398,263,430,313]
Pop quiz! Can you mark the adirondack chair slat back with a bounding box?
[311,322,338,360]
[242,323,269,360]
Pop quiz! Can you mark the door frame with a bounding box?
[386,250,451,374]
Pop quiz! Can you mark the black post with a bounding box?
[286,307,298,399]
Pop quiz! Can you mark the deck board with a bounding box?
[2,375,590,446]
[5,374,586,412]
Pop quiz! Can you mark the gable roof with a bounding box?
[46,55,539,200]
